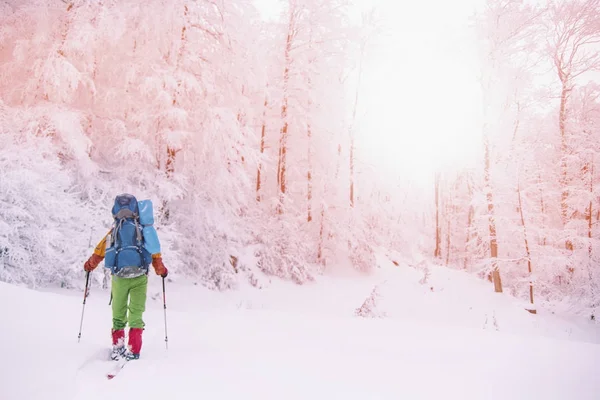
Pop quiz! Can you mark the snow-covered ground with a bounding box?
[2,257,600,400]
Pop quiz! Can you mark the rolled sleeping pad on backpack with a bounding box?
[138,200,161,255]
[138,200,154,225]
[143,226,161,255]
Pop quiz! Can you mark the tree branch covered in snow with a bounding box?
[0,0,407,290]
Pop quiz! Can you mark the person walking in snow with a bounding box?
[83,193,168,361]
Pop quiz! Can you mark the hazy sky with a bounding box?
[353,0,485,185]
[254,0,485,186]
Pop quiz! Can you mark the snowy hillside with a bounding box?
[2,258,599,400]
[2,2,599,398]
[2,0,600,320]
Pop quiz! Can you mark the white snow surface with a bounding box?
[1,257,600,400]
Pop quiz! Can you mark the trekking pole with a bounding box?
[162,276,168,350]
[109,292,112,306]
[78,271,90,343]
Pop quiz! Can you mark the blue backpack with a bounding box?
[104,194,161,278]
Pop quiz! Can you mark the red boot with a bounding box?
[127,328,143,360]
[111,329,125,360]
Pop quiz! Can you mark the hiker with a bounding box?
[83,193,168,361]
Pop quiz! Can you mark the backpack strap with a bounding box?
[109,220,117,248]
[134,218,143,245]
[114,219,124,253]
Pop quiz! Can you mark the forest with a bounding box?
[0,0,599,318]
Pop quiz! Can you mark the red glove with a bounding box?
[84,253,103,272]
[152,257,168,278]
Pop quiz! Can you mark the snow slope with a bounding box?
[1,258,600,400]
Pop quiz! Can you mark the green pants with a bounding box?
[111,274,148,330]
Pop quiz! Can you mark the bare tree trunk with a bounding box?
[57,2,75,57]
[307,119,313,222]
[434,172,441,259]
[165,147,177,178]
[306,46,314,222]
[256,95,268,202]
[161,146,179,222]
[590,158,595,263]
[559,82,574,252]
[559,81,575,279]
[277,91,289,213]
[484,133,503,293]
[517,177,536,313]
[349,137,354,207]
[317,204,325,262]
[587,156,596,318]
[464,177,474,270]
[348,40,366,209]
[164,4,188,176]
[37,2,75,100]
[538,171,547,246]
[276,6,295,214]
[445,204,451,267]
[172,4,188,108]
[335,144,342,180]
[159,5,188,223]
[444,185,452,267]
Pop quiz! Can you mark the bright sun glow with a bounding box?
[253,0,485,187]
[355,0,484,187]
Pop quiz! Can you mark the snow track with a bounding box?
[2,263,600,399]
